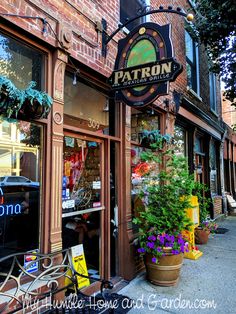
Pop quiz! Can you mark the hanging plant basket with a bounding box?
[0,75,52,120]
[138,130,172,150]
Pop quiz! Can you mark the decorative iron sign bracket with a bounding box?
[101,6,193,57]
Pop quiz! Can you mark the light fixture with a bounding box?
[72,69,80,86]
[103,99,109,112]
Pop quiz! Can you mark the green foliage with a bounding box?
[192,181,211,224]
[133,141,194,239]
[0,75,52,118]
[188,0,236,106]
[139,130,172,150]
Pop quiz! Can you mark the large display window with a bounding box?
[62,134,103,277]
[0,32,44,90]
[130,108,160,227]
[64,73,116,136]
[0,32,45,261]
[0,118,42,258]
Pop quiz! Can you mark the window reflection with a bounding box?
[0,32,44,90]
[64,73,109,135]
[0,118,41,258]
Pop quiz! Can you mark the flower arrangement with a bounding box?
[137,232,189,263]
[200,220,218,234]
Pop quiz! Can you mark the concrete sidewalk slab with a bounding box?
[119,216,236,314]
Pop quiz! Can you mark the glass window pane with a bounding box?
[62,211,101,277]
[194,136,203,153]
[62,136,102,214]
[0,32,44,90]
[62,135,102,277]
[174,125,186,156]
[64,73,111,135]
[131,107,160,144]
[185,31,194,63]
[0,117,42,259]
[210,141,217,195]
[186,63,193,89]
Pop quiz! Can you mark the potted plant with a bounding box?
[0,75,52,119]
[133,138,194,286]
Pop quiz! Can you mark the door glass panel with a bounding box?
[62,135,103,278]
[62,136,102,214]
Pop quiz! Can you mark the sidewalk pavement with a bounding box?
[119,216,236,314]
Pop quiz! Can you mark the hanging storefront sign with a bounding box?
[109,23,182,107]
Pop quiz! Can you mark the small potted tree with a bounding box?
[133,137,194,286]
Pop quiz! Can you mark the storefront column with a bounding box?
[49,50,67,252]
[119,104,136,280]
[165,111,176,136]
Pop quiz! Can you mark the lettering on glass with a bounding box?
[0,188,22,216]
[0,204,22,216]
[88,118,100,129]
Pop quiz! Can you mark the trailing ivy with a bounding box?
[0,75,52,119]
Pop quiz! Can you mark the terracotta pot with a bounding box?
[144,251,183,286]
[194,228,210,244]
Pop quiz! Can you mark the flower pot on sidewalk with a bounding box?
[194,228,210,244]
[144,250,184,286]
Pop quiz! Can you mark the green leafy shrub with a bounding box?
[133,137,195,262]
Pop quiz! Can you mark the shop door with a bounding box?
[62,134,104,278]
[195,153,205,185]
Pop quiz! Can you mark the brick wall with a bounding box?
[222,92,236,128]
[0,0,223,119]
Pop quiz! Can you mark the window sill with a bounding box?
[210,108,219,118]
[187,86,202,102]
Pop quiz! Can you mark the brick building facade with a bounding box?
[0,0,226,297]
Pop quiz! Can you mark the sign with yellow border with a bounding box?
[65,244,90,289]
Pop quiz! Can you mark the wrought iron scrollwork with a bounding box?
[0,249,74,313]
[137,5,152,16]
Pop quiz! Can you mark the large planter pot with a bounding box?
[194,228,210,244]
[144,250,184,286]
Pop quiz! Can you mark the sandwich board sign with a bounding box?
[65,244,90,289]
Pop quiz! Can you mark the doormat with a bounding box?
[215,228,229,234]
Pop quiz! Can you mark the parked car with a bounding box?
[0,176,39,187]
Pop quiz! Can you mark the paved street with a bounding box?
[119,216,236,314]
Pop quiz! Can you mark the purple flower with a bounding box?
[171,249,179,255]
[137,248,145,253]
[180,246,185,253]
[148,235,156,241]
[159,236,165,244]
[178,238,184,245]
[147,242,155,249]
[151,257,157,263]
[156,247,162,252]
